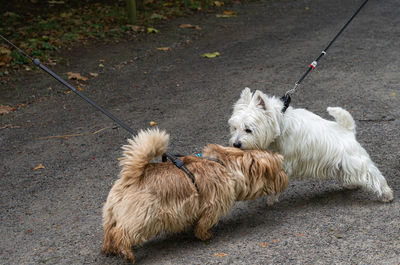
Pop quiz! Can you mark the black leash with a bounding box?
[0,34,199,192]
[281,0,370,113]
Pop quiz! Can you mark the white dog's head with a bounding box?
[228,87,283,150]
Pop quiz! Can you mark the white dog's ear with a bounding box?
[253,90,267,111]
[239,87,252,104]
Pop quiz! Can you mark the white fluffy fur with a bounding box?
[229,87,394,202]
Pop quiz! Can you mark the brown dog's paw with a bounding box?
[194,228,213,241]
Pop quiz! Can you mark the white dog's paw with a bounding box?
[266,194,280,206]
[380,188,394,202]
[343,183,360,190]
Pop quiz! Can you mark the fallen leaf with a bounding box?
[127,25,145,32]
[77,85,84,91]
[149,121,157,126]
[0,47,11,55]
[259,242,271,248]
[67,72,88,81]
[271,238,280,243]
[34,163,45,170]
[3,12,18,17]
[147,27,159,34]
[157,47,171,51]
[214,1,224,7]
[49,0,65,4]
[150,13,165,20]
[89,72,98,77]
[213,252,227,257]
[216,10,237,18]
[202,52,220,58]
[179,24,202,30]
[0,105,13,115]
[98,63,104,67]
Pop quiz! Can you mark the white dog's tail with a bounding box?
[327,107,356,133]
[119,128,169,184]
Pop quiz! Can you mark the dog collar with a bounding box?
[280,94,291,113]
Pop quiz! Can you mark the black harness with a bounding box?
[162,153,224,193]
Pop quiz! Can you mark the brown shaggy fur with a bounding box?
[102,128,288,263]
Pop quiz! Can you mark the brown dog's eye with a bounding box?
[245,129,252,134]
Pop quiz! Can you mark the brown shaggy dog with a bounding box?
[102,128,288,263]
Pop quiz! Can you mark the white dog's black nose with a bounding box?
[233,142,241,148]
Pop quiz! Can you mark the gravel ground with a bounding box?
[1,0,399,264]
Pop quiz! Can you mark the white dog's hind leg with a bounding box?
[343,160,393,202]
[366,164,393,202]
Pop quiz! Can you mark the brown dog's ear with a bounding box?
[274,170,289,193]
[263,153,284,179]
[202,144,228,162]
[252,152,288,194]
[203,144,224,155]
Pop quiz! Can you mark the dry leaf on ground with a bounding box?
[0,47,11,55]
[179,24,202,30]
[34,163,45,170]
[147,27,159,34]
[260,242,271,248]
[89,72,98,77]
[157,47,171,51]
[216,10,237,18]
[149,121,157,126]
[126,25,145,32]
[0,105,13,115]
[202,52,220,58]
[67,72,88,81]
[213,252,227,257]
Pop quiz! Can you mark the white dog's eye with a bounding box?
[245,128,252,134]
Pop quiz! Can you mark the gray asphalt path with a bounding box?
[1,0,399,264]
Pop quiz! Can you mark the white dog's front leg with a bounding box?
[266,193,280,206]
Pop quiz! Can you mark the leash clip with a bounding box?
[309,60,317,69]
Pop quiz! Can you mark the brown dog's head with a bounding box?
[202,144,288,197]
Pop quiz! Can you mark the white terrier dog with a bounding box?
[228,87,393,202]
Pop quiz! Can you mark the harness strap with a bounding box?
[162,153,199,192]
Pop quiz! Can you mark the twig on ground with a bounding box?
[0,124,21,130]
[37,126,113,140]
